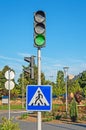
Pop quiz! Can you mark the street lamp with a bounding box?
[63,67,69,117]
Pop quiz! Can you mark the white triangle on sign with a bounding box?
[28,87,49,106]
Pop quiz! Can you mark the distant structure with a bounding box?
[68,72,83,80]
[68,74,74,80]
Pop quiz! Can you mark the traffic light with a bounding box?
[24,56,35,79]
[34,10,46,48]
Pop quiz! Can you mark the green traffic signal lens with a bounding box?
[35,35,45,47]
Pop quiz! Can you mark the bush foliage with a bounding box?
[0,117,20,130]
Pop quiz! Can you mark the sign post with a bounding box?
[37,48,41,130]
[5,70,15,120]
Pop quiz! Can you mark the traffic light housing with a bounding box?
[34,10,46,48]
[24,56,35,79]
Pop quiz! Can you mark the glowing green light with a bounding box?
[35,35,45,47]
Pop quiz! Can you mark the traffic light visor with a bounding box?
[34,11,45,23]
[35,23,45,34]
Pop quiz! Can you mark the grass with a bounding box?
[20,113,29,119]
[0,104,25,110]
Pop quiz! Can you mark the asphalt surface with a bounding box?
[0,110,86,130]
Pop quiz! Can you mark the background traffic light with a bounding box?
[24,56,35,79]
[34,10,46,48]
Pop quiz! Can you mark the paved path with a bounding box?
[0,110,86,130]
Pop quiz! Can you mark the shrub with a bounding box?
[54,114,62,120]
[20,113,29,119]
[42,117,53,122]
[0,117,20,130]
[42,112,53,122]
[69,98,78,122]
[42,112,52,118]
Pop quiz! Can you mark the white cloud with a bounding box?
[0,55,23,62]
[18,52,31,57]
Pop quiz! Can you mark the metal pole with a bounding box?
[8,70,10,120]
[37,48,41,130]
[63,67,69,117]
[22,69,24,109]
[65,73,67,117]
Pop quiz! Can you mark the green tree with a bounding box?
[78,71,86,88]
[55,71,65,96]
[0,66,12,98]
[69,80,82,94]
[0,65,18,99]
[75,71,86,99]
[17,65,46,97]
[83,86,86,98]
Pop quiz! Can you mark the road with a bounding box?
[0,110,86,130]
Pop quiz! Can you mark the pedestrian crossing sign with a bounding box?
[26,85,52,111]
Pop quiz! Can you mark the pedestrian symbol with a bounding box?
[26,85,52,111]
[29,87,49,106]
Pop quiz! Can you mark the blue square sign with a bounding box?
[26,85,52,111]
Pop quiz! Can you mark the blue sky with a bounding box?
[0,0,86,81]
